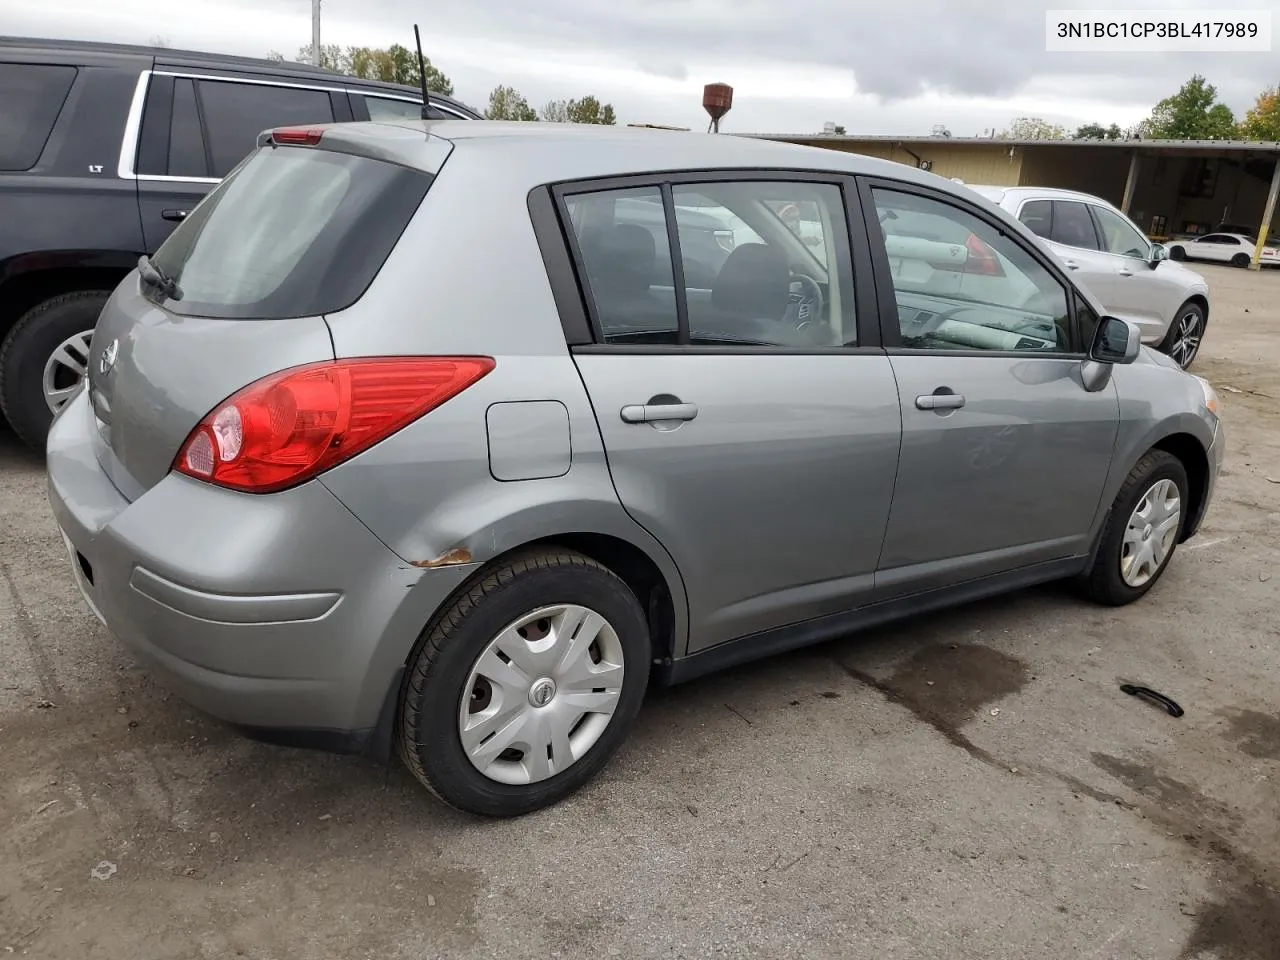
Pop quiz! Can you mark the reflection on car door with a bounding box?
[133,72,344,251]
[558,177,902,652]
[1089,203,1170,341]
[865,180,1118,598]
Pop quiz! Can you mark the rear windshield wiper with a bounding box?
[137,255,183,301]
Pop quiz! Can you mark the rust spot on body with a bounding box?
[413,548,473,568]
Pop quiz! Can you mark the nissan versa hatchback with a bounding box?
[47,122,1224,818]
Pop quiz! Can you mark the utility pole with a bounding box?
[311,0,321,66]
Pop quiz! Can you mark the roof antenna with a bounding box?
[413,24,431,120]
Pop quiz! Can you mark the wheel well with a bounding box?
[1153,432,1209,541]
[1184,293,1209,324]
[0,268,127,342]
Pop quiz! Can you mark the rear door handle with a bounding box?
[915,393,966,410]
[161,209,188,222]
[620,402,698,423]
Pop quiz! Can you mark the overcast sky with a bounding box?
[3,0,1276,135]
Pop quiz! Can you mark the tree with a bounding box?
[541,96,616,125]
[998,116,1066,140]
[1239,86,1280,141]
[1144,75,1236,140]
[1073,122,1123,140]
[485,85,539,121]
[294,44,453,95]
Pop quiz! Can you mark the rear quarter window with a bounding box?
[0,63,77,171]
[150,144,431,320]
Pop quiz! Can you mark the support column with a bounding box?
[1120,150,1139,216]
[1250,158,1280,270]
[311,0,321,65]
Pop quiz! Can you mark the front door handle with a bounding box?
[620,402,698,423]
[161,209,189,222]
[1118,268,1134,277]
[916,393,966,410]
[1063,260,1080,270]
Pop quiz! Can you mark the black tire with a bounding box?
[1083,450,1188,606]
[1231,252,1250,268]
[1168,245,1187,261]
[398,548,651,817]
[1157,300,1205,370]
[0,291,109,450]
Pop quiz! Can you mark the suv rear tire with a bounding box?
[398,548,651,817]
[0,291,108,449]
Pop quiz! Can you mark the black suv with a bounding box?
[0,37,482,448]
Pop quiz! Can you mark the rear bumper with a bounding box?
[46,392,478,752]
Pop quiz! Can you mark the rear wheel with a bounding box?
[1083,450,1187,606]
[0,291,109,449]
[1231,252,1250,268]
[1157,301,1205,370]
[398,548,650,817]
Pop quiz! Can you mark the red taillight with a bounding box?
[963,233,1005,276]
[173,357,495,494]
[271,127,325,146]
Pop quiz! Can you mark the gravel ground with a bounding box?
[1,263,1278,960]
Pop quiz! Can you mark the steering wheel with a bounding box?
[788,272,825,334]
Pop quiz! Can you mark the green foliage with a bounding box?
[541,96,617,125]
[295,44,454,95]
[485,86,539,121]
[999,116,1066,140]
[1239,87,1280,141]
[1144,75,1236,140]
[1073,122,1123,140]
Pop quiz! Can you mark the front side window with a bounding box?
[872,187,1070,353]
[195,80,335,177]
[1091,205,1150,259]
[564,180,856,347]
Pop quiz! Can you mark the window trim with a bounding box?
[859,175,1088,359]
[533,168,882,355]
[118,70,470,184]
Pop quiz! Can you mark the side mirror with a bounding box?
[1148,243,1167,268]
[1090,316,1142,364]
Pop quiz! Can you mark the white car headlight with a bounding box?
[1194,376,1220,418]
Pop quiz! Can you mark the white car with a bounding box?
[1167,232,1280,268]
[965,186,1212,370]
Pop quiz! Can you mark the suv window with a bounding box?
[1017,200,1053,240]
[1091,205,1150,259]
[0,63,77,171]
[150,145,431,320]
[564,180,856,347]
[169,78,208,178]
[872,187,1070,353]
[195,80,335,177]
[1050,201,1101,250]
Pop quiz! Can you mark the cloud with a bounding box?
[5,0,1276,133]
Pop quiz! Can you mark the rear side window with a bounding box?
[195,80,335,177]
[1050,201,1101,250]
[1017,199,1052,240]
[150,145,431,319]
[0,63,77,171]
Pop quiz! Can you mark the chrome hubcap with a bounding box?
[459,603,625,785]
[1121,478,1181,587]
[42,330,95,414]
[1170,311,1201,368]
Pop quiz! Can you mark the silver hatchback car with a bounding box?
[48,122,1224,817]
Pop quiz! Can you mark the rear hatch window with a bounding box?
[0,63,77,171]
[149,142,432,319]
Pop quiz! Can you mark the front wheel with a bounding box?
[1168,245,1187,261]
[1083,450,1188,606]
[1158,301,1205,369]
[0,291,110,449]
[398,549,651,817]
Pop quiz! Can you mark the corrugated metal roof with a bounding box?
[736,133,1280,152]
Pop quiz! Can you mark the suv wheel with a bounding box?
[398,548,650,817]
[0,291,109,449]
[1083,450,1188,606]
[1158,301,1204,369]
